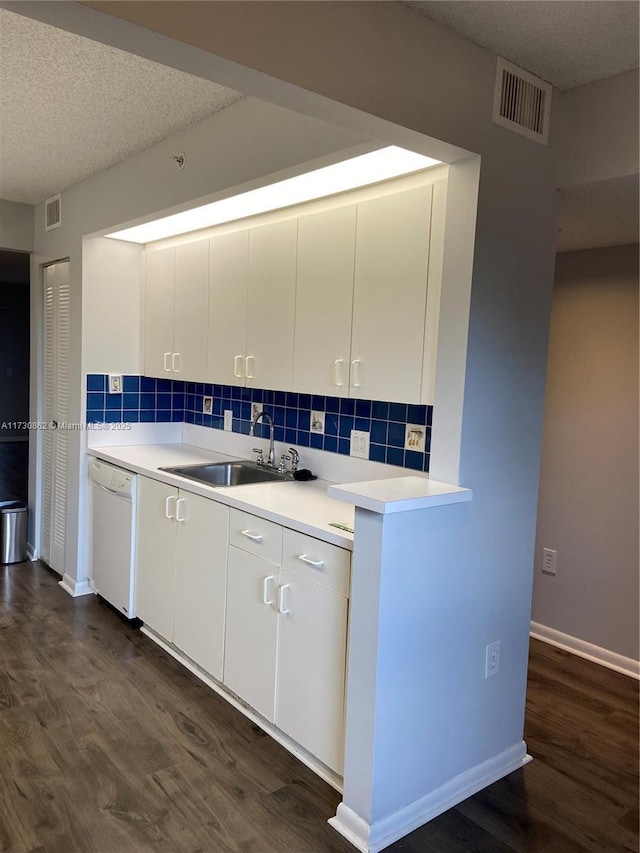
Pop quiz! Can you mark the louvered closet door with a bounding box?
[41,261,70,574]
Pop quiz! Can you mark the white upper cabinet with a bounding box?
[351,184,433,404]
[207,230,250,386]
[246,219,298,391]
[293,206,357,397]
[174,240,210,382]
[144,241,209,381]
[144,247,175,379]
[143,172,445,404]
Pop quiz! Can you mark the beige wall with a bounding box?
[0,199,33,253]
[533,244,639,661]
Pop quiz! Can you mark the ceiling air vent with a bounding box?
[45,193,61,231]
[493,58,552,145]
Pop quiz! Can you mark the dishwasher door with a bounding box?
[89,459,137,618]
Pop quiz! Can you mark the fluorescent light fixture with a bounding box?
[106,146,440,244]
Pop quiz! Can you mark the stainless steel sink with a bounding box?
[159,460,292,487]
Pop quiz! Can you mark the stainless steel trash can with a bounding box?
[0,501,28,564]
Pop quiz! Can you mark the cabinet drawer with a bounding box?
[282,530,350,597]
[229,509,282,565]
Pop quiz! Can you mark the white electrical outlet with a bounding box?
[251,402,262,421]
[202,396,213,415]
[224,410,233,431]
[542,548,557,576]
[485,640,501,679]
[350,429,370,459]
[311,411,325,434]
[108,374,122,394]
[404,423,426,452]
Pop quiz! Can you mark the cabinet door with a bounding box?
[293,206,356,397]
[173,493,229,680]
[223,546,278,721]
[275,569,348,774]
[351,185,433,403]
[174,240,210,382]
[246,219,297,391]
[208,230,249,386]
[135,477,177,641]
[144,247,175,380]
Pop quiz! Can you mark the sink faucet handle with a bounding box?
[288,447,300,472]
[278,453,291,475]
[252,447,265,466]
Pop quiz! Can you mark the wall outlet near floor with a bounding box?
[108,374,122,394]
[485,640,501,679]
[542,547,557,576]
[350,429,370,459]
[223,410,233,431]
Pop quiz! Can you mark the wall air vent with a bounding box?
[45,193,61,231]
[493,58,552,145]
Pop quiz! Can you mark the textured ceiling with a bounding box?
[406,1,639,90]
[0,9,244,204]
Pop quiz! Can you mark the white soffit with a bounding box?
[405,1,640,90]
[0,9,244,204]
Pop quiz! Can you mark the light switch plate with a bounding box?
[350,429,370,459]
[108,374,122,394]
[202,396,213,414]
[311,411,325,434]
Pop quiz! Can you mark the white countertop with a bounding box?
[88,443,355,549]
[327,476,472,514]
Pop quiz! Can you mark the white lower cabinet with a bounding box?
[135,478,178,641]
[224,510,350,774]
[275,567,348,774]
[135,476,229,680]
[136,485,350,777]
[224,545,279,720]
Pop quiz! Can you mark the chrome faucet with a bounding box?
[249,410,276,467]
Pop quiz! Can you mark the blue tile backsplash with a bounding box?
[86,375,432,472]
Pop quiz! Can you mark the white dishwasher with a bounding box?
[89,458,137,619]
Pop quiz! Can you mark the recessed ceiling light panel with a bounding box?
[106,146,441,244]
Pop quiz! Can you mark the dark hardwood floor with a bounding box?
[0,561,637,853]
[0,440,28,504]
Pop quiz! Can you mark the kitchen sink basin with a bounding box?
[159,460,292,487]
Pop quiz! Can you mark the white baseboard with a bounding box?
[58,573,94,598]
[329,742,530,853]
[530,621,639,680]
